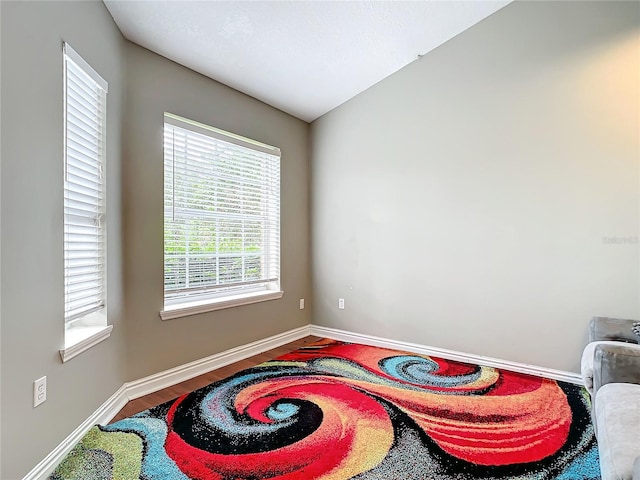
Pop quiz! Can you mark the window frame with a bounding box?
[161,113,283,320]
[60,42,112,362]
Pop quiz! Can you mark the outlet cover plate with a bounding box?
[34,376,46,407]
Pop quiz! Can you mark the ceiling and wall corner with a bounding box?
[103,0,511,122]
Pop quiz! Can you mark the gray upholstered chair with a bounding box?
[582,317,640,480]
[581,316,640,394]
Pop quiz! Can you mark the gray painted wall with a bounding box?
[0,2,311,478]
[311,1,640,373]
[121,43,311,381]
[1,2,126,478]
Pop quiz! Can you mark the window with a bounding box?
[61,43,111,361]
[161,113,282,319]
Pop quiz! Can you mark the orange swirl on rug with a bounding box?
[237,374,569,467]
[264,344,572,466]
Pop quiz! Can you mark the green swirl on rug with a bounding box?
[49,427,143,480]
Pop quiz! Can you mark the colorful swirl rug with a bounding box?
[50,339,599,480]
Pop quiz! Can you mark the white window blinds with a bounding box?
[163,113,280,306]
[63,43,107,324]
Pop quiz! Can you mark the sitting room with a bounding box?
[1,1,639,479]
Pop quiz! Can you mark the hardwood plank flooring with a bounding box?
[110,335,323,423]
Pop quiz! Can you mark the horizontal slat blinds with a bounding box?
[64,43,107,324]
[164,114,280,305]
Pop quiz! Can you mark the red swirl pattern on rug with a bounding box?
[163,341,573,479]
[165,381,394,479]
[260,343,571,466]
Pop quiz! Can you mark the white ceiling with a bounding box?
[104,1,511,122]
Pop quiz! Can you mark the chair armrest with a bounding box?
[593,343,640,394]
[590,316,639,343]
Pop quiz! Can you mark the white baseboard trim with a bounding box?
[125,325,311,400]
[23,385,129,480]
[309,324,583,385]
[23,325,311,480]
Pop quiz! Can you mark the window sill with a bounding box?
[60,325,113,363]
[160,290,284,321]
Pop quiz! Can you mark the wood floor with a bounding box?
[110,335,323,423]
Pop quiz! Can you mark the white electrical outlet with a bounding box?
[34,376,47,407]
[299,298,305,309]
[338,298,345,309]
